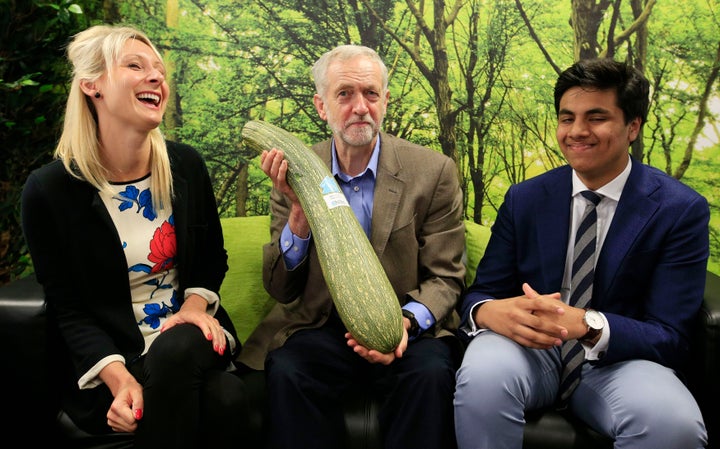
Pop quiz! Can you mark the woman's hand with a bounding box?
[101,361,143,433]
[160,294,226,355]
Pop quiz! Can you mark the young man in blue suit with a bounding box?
[454,58,709,448]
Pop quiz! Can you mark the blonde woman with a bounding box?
[21,24,248,448]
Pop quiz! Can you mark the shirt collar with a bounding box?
[571,155,631,203]
[331,135,381,180]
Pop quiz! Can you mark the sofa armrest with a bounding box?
[0,275,59,438]
[692,271,720,441]
[699,270,720,385]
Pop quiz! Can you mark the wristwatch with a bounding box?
[581,308,604,343]
[402,309,420,338]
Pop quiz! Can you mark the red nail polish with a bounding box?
[134,409,143,420]
[206,333,212,340]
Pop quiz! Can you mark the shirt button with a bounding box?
[283,240,291,248]
[353,186,360,192]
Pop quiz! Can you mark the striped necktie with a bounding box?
[558,190,603,403]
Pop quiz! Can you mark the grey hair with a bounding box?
[311,45,389,98]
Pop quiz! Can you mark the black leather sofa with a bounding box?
[2,272,718,448]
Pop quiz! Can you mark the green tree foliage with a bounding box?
[0,0,92,283]
[4,0,719,279]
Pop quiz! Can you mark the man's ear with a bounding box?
[382,90,390,116]
[628,116,642,143]
[313,94,327,121]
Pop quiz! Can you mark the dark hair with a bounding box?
[554,58,650,125]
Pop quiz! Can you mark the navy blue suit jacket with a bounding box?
[460,157,709,371]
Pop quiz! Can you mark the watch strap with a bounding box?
[580,308,602,342]
[402,309,420,338]
[580,326,601,342]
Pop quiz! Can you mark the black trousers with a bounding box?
[66,323,249,449]
[265,318,459,449]
[132,323,250,449]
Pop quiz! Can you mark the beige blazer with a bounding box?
[238,133,465,370]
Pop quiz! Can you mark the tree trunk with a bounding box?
[675,40,720,180]
[163,0,180,139]
[360,0,461,179]
[235,162,249,217]
[571,0,611,60]
[630,0,648,161]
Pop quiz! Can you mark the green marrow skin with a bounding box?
[242,120,404,353]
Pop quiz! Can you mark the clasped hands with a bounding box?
[474,283,588,350]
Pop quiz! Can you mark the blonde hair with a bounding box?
[55,24,173,210]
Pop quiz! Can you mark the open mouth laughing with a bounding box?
[137,92,161,106]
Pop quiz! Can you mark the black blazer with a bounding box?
[22,141,237,384]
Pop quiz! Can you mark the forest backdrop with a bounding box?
[1,0,719,285]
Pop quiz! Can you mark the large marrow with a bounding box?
[242,120,404,353]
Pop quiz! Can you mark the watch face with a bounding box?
[585,310,604,329]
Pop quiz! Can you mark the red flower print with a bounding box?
[148,220,176,273]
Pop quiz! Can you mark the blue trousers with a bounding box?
[454,331,707,449]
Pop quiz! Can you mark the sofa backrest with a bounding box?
[219,215,274,342]
[219,215,492,342]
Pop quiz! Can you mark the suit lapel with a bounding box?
[318,134,403,258]
[172,158,189,269]
[536,168,573,290]
[370,135,403,257]
[595,161,659,298]
[90,185,118,236]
